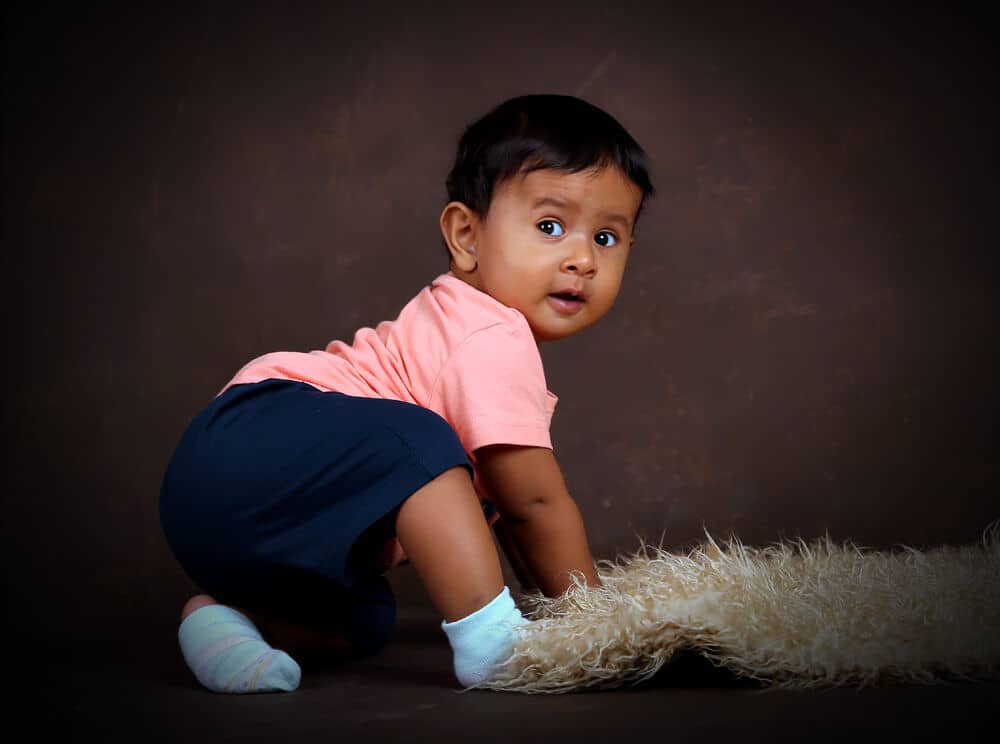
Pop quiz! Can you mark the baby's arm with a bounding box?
[476,444,603,597]
[492,517,539,593]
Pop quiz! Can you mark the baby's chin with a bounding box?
[530,318,593,344]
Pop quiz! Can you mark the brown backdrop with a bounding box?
[4,3,996,652]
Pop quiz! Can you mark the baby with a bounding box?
[159,93,656,693]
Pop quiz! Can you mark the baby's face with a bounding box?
[471,165,643,342]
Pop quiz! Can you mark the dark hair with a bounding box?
[444,94,656,249]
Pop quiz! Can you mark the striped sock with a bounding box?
[178,604,301,693]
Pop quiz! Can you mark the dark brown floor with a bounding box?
[19,608,998,743]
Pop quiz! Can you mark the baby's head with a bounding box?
[440,94,655,342]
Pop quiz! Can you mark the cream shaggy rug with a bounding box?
[475,522,1000,693]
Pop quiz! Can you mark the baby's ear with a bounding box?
[440,201,478,272]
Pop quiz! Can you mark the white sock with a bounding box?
[178,604,301,693]
[440,586,529,688]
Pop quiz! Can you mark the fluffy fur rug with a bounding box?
[475,522,1000,693]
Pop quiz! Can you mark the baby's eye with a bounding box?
[595,231,618,247]
[537,219,565,237]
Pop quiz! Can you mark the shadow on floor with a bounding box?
[21,609,998,743]
[642,649,762,689]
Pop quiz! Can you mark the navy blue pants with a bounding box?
[159,379,473,656]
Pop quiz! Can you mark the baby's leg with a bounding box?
[176,595,302,693]
[177,571,397,693]
[396,466,504,621]
[395,465,528,687]
[183,596,353,661]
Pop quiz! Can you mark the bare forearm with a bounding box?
[493,517,539,593]
[474,445,602,597]
[504,496,602,597]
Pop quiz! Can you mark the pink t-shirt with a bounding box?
[222,272,558,569]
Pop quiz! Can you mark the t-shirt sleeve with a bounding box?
[430,322,553,454]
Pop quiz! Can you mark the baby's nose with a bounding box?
[563,243,597,275]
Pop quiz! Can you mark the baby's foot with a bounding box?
[178,602,301,693]
[441,586,529,688]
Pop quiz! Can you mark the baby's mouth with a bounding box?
[549,292,585,303]
[547,292,587,314]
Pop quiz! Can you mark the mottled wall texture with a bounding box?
[4,4,996,645]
